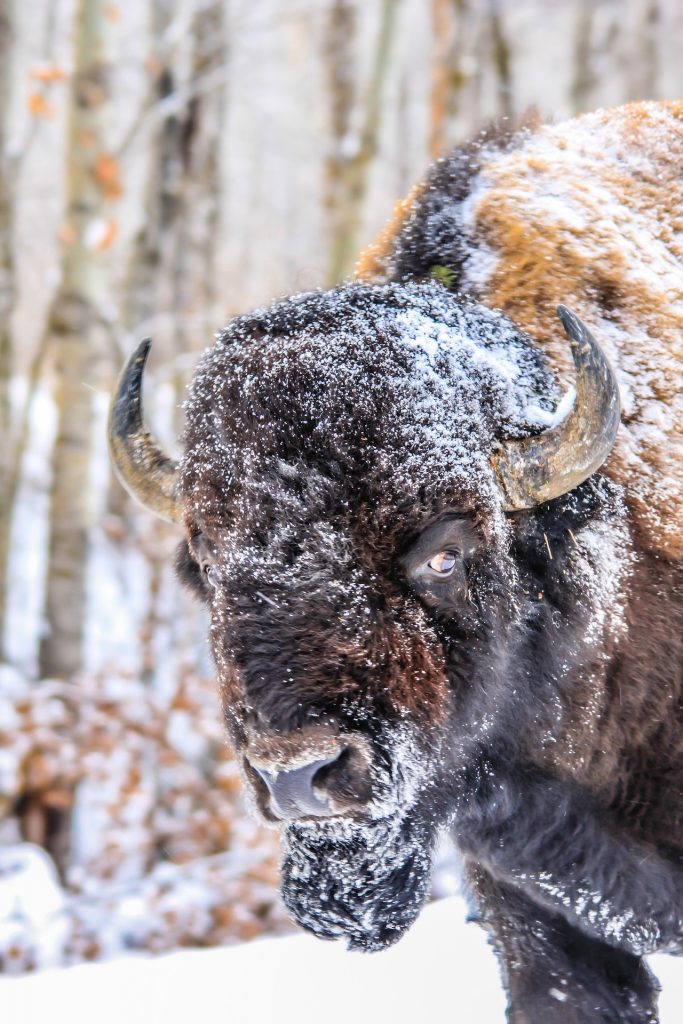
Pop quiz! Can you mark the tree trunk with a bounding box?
[179,0,228,343]
[325,0,397,285]
[121,0,176,340]
[488,0,513,117]
[39,0,115,679]
[323,0,357,285]
[121,0,228,396]
[571,0,597,110]
[117,0,228,683]
[429,0,454,159]
[0,0,14,657]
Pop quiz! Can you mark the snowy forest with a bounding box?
[1,0,683,978]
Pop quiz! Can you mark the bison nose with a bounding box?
[248,754,342,820]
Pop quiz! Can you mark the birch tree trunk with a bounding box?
[323,0,357,284]
[488,0,513,116]
[324,0,397,285]
[118,0,228,682]
[39,0,115,679]
[0,0,14,657]
[429,0,453,159]
[182,0,228,339]
[123,0,227,379]
[122,0,176,341]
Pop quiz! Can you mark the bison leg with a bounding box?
[455,763,683,956]
[466,863,660,1024]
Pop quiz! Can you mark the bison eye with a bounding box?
[191,532,217,587]
[401,518,477,600]
[426,550,458,576]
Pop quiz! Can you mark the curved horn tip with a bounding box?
[134,336,152,368]
[123,337,153,382]
[109,338,153,438]
[556,305,588,344]
[491,307,620,512]
[108,338,182,525]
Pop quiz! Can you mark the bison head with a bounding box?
[109,281,621,950]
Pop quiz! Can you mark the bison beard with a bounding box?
[280,727,446,951]
[281,812,434,952]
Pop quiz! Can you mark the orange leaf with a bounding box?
[27,92,54,118]
[29,65,66,84]
[94,154,122,200]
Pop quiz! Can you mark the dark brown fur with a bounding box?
[173,104,683,1022]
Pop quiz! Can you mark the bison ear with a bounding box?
[108,339,183,523]
[490,307,621,511]
[175,541,210,602]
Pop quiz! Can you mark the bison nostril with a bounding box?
[310,746,350,792]
[248,754,342,820]
[313,746,373,805]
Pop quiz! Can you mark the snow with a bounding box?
[1,896,503,1024]
[0,847,68,973]
[524,384,576,428]
[3,894,683,1024]
[4,384,56,676]
[0,669,289,968]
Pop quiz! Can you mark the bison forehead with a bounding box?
[181,281,562,525]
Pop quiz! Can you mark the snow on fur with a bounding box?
[360,100,683,557]
[184,280,565,531]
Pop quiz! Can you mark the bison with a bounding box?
[109,100,683,1022]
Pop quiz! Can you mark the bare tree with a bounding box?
[429,0,452,159]
[123,0,182,344]
[0,0,62,659]
[123,0,228,383]
[192,0,229,330]
[488,0,513,117]
[324,0,397,285]
[628,0,660,100]
[323,0,357,283]
[39,0,118,680]
[572,0,598,111]
[0,0,13,656]
[118,0,229,682]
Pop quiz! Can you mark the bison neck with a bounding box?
[530,548,683,851]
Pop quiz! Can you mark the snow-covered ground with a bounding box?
[4,895,683,1024]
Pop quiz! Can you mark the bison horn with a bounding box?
[108,339,182,524]
[491,306,621,511]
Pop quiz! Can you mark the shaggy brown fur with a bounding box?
[358,100,683,559]
[152,101,683,1023]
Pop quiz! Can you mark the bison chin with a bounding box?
[280,810,436,952]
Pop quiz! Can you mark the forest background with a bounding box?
[1,0,682,973]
